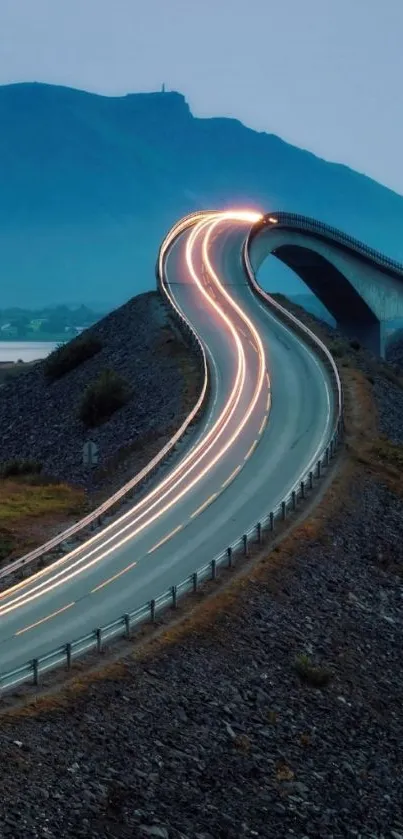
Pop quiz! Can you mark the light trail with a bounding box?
[0,216,248,614]
[0,209,270,620]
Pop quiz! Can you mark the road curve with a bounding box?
[0,210,336,683]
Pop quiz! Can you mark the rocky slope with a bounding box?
[0,302,402,838]
[0,291,200,494]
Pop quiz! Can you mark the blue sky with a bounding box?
[0,0,402,194]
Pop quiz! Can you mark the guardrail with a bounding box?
[0,212,214,585]
[243,219,343,429]
[255,212,403,279]
[0,212,344,696]
[0,416,343,695]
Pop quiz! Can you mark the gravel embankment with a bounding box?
[0,476,402,839]
[0,292,197,491]
[1,302,403,838]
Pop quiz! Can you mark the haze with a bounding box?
[0,0,402,195]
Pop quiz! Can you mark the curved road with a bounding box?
[0,211,334,682]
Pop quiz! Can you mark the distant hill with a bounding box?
[1,82,403,308]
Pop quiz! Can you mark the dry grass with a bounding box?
[0,479,84,523]
[0,479,85,568]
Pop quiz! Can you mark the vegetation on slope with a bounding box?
[79,369,131,427]
[44,334,102,381]
[0,475,85,565]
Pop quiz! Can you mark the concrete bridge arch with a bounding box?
[247,214,403,356]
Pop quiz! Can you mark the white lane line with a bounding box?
[244,439,258,460]
[147,524,184,555]
[190,492,218,519]
[91,560,138,594]
[15,602,75,636]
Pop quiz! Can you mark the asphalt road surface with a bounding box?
[0,212,334,678]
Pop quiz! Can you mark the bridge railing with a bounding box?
[256,212,403,278]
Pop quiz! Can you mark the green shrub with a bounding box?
[0,459,42,479]
[44,334,102,381]
[79,369,130,428]
[329,340,347,358]
[294,653,332,688]
[349,339,361,351]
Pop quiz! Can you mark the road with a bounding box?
[0,211,334,680]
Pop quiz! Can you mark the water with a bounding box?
[0,341,57,363]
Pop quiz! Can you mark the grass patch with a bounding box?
[0,480,85,523]
[294,653,332,687]
[79,369,131,427]
[44,334,102,381]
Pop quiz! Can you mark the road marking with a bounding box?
[221,464,242,489]
[258,415,267,436]
[147,524,183,554]
[190,492,218,519]
[91,560,138,593]
[266,391,271,411]
[244,439,258,460]
[15,602,75,636]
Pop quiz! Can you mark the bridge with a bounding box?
[247,213,403,356]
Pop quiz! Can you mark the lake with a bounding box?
[0,341,57,363]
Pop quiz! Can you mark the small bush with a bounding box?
[350,338,361,351]
[79,369,131,428]
[0,459,42,479]
[329,340,347,359]
[44,334,102,381]
[294,653,332,688]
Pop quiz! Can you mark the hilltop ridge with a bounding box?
[1,81,403,307]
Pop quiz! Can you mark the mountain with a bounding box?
[1,82,403,308]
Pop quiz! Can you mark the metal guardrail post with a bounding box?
[211,559,217,580]
[171,585,177,609]
[66,642,72,670]
[256,522,262,544]
[124,613,130,637]
[96,628,102,653]
[281,501,286,521]
[300,480,305,499]
[309,471,313,489]
[33,658,39,686]
[269,512,274,531]
[292,491,297,511]
[317,460,321,479]
[242,534,248,555]
[150,599,156,622]
[227,546,233,567]
[325,447,330,466]
[192,571,198,592]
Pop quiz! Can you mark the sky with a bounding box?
[0,0,402,195]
